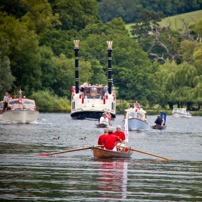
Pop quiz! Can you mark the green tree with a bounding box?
[21,0,60,35]
[0,12,42,95]
[130,9,165,39]
[51,54,92,98]
[50,0,98,31]
[0,35,15,99]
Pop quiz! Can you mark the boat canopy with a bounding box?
[124,108,146,121]
[8,99,35,105]
[83,87,104,98]
[172,108,187,113]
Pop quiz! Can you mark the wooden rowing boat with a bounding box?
[95,123,108,128]
[92,146,133,158]
[151,124,167,130]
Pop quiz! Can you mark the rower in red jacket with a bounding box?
[103,129,122,151]
[98,128,108,149]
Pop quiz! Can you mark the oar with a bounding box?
[37,145,104,156]
[116,145,171,160]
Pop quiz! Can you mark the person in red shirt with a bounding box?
[103,129,122,150]
[113,125,125,144]
[98,128,108,149]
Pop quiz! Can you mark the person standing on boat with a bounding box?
[2,92,8,112]
[103,129,122,151]
[155,115,162,125]
[98,128,108,149]
[100,113,109,125]
[162,114,166,126]
[72,86,75,93]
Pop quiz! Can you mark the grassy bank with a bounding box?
[125,10,202,33]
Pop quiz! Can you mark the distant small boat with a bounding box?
[95,123,109,128]
[92,146,133,158]
[122,107,148,131]
[3,98,39,123]
[172,108,192,118]
[151,112,167,130]
[151,124,167,130]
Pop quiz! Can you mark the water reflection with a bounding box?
[95,159,129,199]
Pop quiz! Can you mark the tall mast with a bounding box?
[74,40,80,94]
[107,41,113,94]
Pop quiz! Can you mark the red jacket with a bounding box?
[113,131,125,141]
[103,134,121,150]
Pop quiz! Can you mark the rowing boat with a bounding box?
[92,146,133,158]
[95,123,108,128]
[151,124,167,130]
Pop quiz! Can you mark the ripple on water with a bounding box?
[0,113,202,201]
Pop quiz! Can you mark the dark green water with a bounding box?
[0,114,202,201]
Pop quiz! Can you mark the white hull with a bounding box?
[3,110,39,123]
[172,113,192,118]
[172,108,192,118]
[122,118,148,131]
[71,94,116,119]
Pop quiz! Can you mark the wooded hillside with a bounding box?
[0,0,202,111]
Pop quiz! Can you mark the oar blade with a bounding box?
[36,154,49,156]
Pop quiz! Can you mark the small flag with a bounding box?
[106,111,112,126]
[124,118,129,142]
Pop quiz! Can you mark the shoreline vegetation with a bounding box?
[33,97,202,116]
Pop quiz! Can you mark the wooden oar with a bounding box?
[37,145,104,156]
[116,145,171,160]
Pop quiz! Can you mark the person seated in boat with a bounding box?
[113,125,126,151]
[103,129,122,151]
[104,86,108,94]
[99,113,109,125]
[91,85,96,92]
[98,128,108,149]
[2,92,8,112]
[155,115,162,126]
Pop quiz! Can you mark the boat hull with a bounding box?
[95,123,108,128]
[71,111,115,120]
[122,118,148,131]
[172,113,192,118]
[151,124,167,130]
[3,110,39,123]
[71,93,116,120]
[92,147,133,158]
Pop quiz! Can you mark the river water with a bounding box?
[0,113,202,201]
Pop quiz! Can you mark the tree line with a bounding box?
[0,0,202,111]
[97,0,202,24]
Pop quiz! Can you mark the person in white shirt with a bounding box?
[100,113,109,125]
[3,92,8,112]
